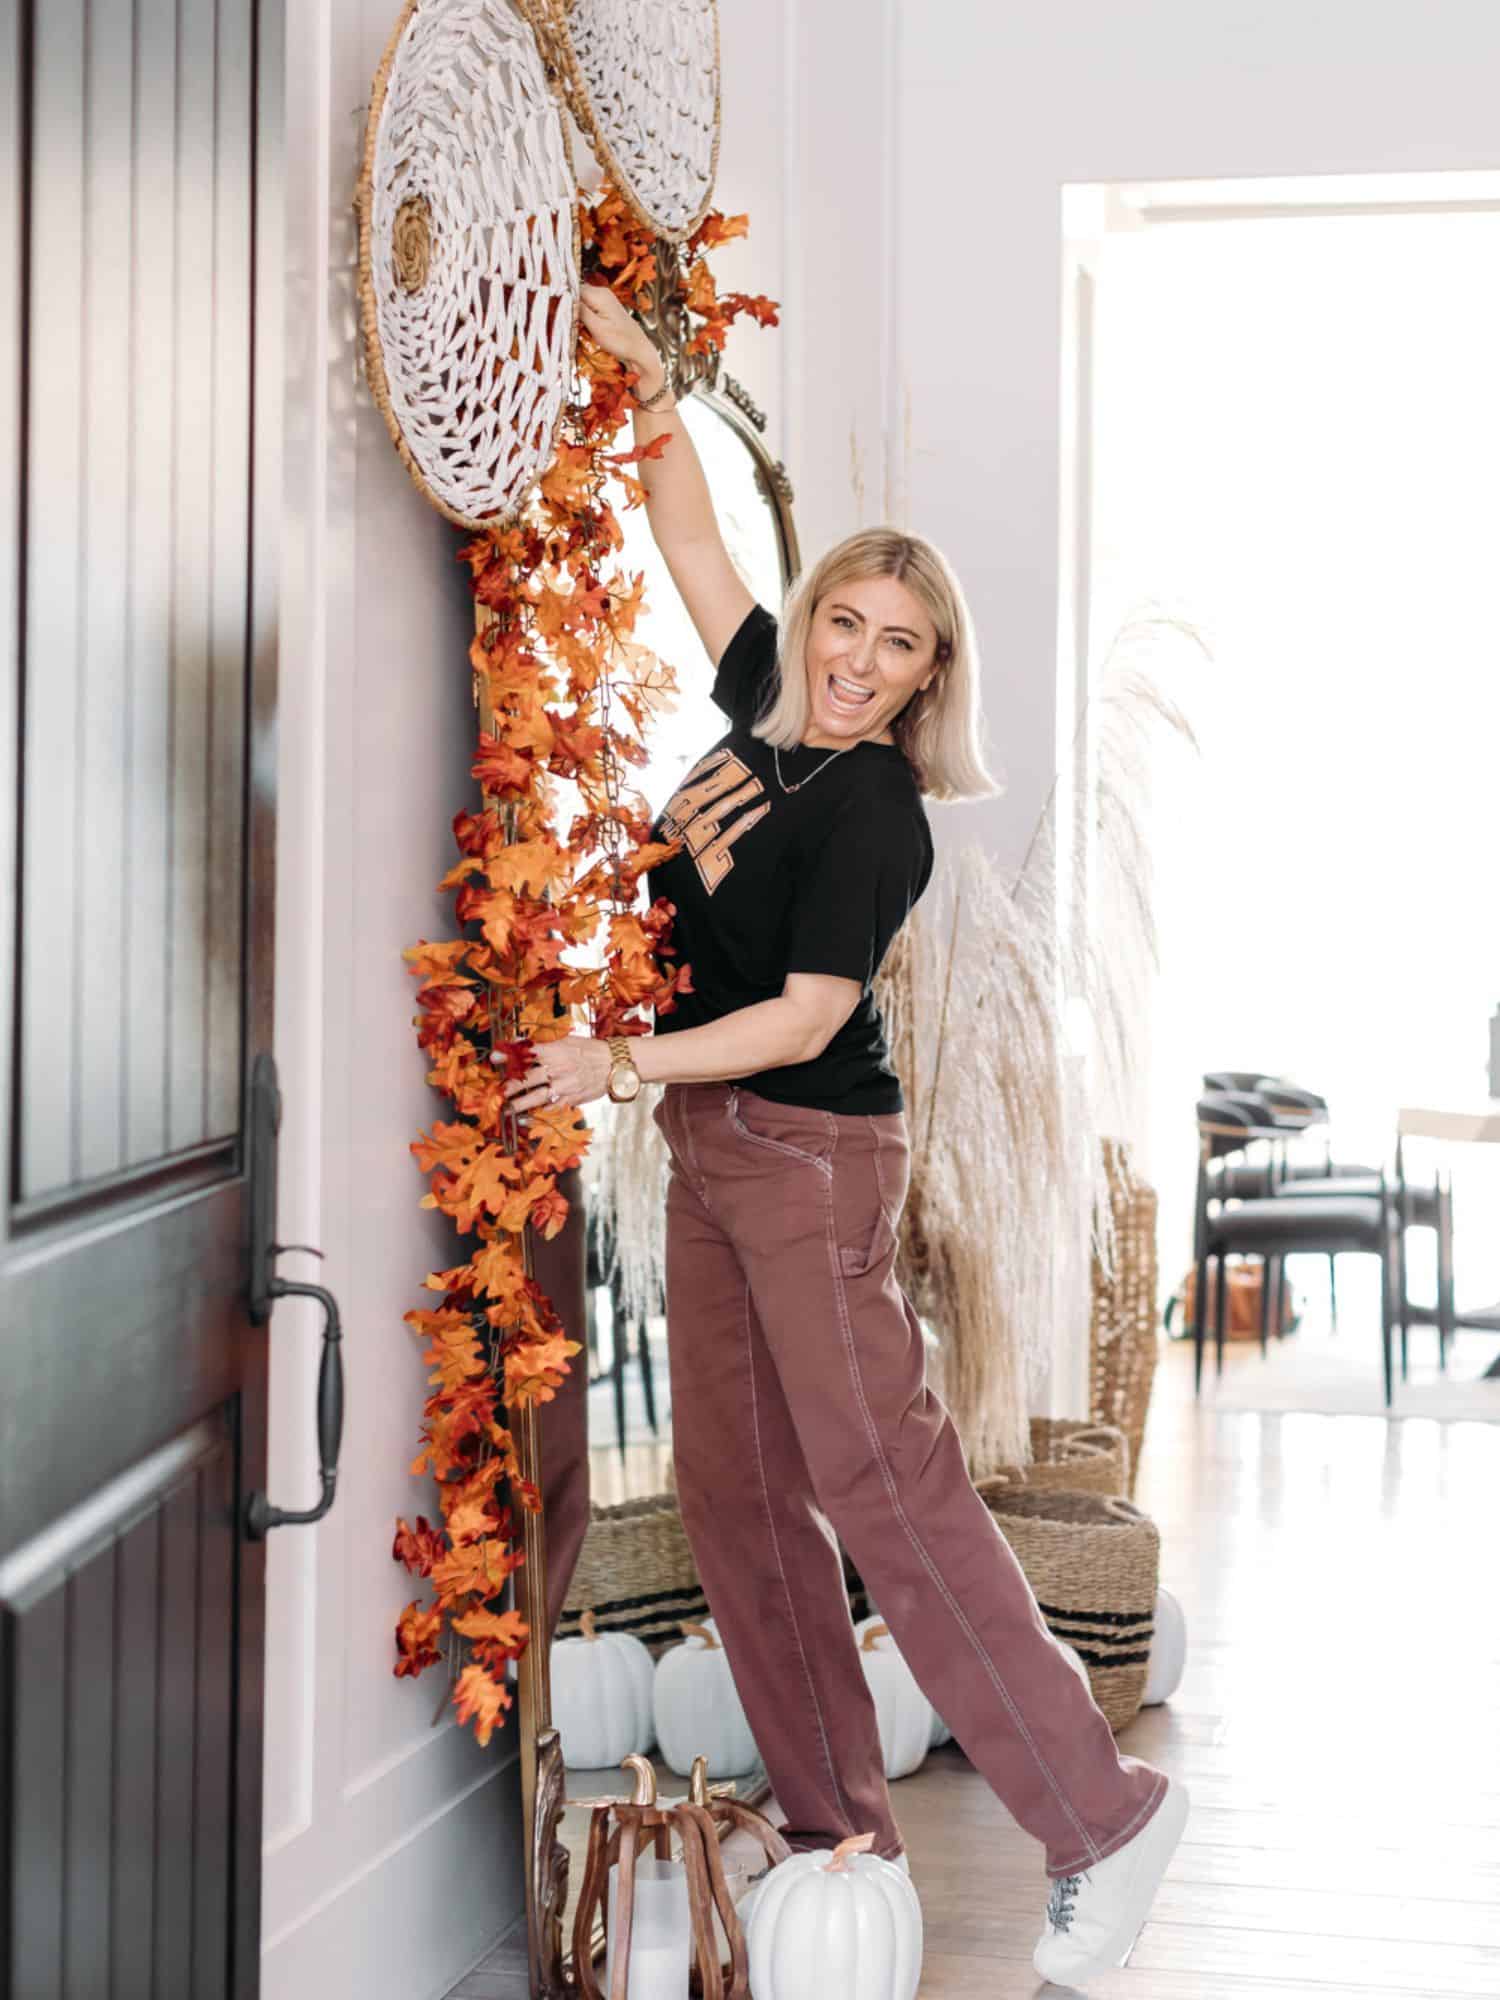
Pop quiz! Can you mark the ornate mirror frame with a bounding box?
[508,239,800,1997]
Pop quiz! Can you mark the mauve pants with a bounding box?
[653,1079,1169,1879]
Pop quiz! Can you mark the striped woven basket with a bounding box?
[974,1418,1130,1500]
[556,1493,709,1657]
[981,1488,1159,1732]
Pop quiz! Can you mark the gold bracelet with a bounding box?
[636,369,676,412]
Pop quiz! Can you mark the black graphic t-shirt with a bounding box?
[645,602,934,1114]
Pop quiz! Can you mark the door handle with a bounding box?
[245,1263,344,1538]
[244,1052,346,1539]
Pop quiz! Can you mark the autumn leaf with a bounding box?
[423,1314,488,1392]
[450,1606,529,1653]
[392,1516,447,1577]
[486,836,571,899]
[546,711,607,779]
[444,1487,502,1546]
[470,1231,526,1306]
[431,1536,522,1603]
[452,1662,512,1746]
[423,1264,476,1296]
[527,1183,571,1239]
[540,442,595,511]
[404,938,472,981]
[489,1036,536,1082]
[687,209,750,254]
[471,732,535,796]
[521,1108,588,1177]
[394,1600,443,1679]
[603,432,674,473]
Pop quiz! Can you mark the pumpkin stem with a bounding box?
[680,1620,718,1649]
[620,1753,657,1806]
[688,1755,709,1806]
[861,1622,891,1653]
[580,1607,597,1642]
[826,1832,877,1872]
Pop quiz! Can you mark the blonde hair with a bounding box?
[750,527,1001,803]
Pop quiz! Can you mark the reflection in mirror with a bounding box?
[533,384,797,1957]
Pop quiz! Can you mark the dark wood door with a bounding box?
[0,1,283,1992]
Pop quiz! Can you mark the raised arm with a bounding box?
[578,283,754,667]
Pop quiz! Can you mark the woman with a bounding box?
[500,284,1189,1988]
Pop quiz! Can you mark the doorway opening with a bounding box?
[1068,172,1500,1369]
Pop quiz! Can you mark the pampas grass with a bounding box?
[579,1086,670,1345]
[876,606,1205,1472]
[875,857,1078,1472]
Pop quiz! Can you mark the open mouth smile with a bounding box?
[827,672,875,713]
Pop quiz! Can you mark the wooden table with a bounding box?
[1397,1105,1500,1145]
[1397,1104,1500,1375]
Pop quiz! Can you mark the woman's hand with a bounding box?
[578,282,663,388]
[495,1034,613,1115]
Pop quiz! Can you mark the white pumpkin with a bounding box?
[549,1609,655,1769]
[653,1619,758,1777]
[1057,1638,1091,1690]
[854,1620,930,1781]
[746,1833,922,2000]
[1142,1585,1187,1706]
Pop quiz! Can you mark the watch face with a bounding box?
[612,1066,642,1102]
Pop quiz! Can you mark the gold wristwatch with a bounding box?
[606,1035,643,1103]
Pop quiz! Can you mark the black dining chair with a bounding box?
[1267,1148,1452,1375]
[1203,1073,1329,1130]
[1202,1074,1449,1360]
[1192,1096,1399,1404]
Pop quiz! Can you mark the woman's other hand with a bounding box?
[578,283,663,389]
[494,1034,613,1114]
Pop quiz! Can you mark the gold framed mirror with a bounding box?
[508,350,801,1997]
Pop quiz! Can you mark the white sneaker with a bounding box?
[1032,1777,1189,1988]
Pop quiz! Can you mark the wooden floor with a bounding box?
[450,1319,1500,1997]
[895,1322,1500,1997]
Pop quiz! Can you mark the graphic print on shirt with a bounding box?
[657,747,772,894]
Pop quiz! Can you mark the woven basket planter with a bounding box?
[982,1488,1159,1732]
[974,1418,1130,1501]
[556,1494,708,1657]
[1090,1139,1160,1499]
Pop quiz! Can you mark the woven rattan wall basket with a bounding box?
[556,1493,709,1656]
[982,1488,1159,1732]
[356,0,582,529]
[1089,1139,1160,1500]
[519,0,721,240]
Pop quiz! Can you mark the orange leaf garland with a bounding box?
[393,184,778,1742]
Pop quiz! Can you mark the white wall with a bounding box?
[266,3,513,1991]
[883,2,1500,876]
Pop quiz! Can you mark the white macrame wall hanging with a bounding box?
[357,0,582,529]
[520,0,721,240]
